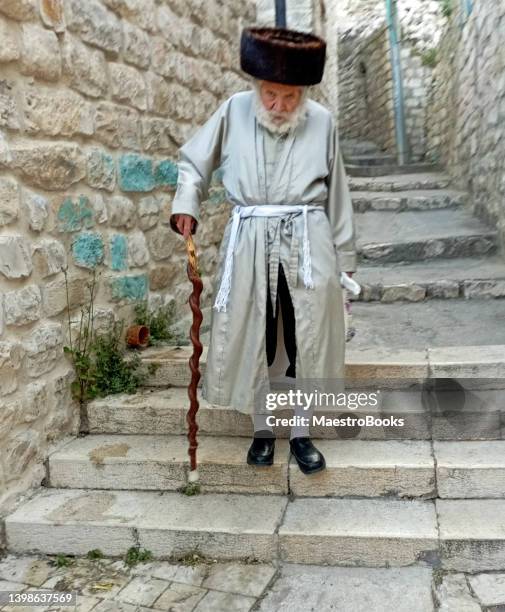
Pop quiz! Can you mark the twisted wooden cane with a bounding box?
[185,233,203,483]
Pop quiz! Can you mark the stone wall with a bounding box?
[426,0,505,250]
[336,0,445,161]
[0,0,255,524]
[338,26,395,154]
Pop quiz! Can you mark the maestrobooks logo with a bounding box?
[252,377,505,440]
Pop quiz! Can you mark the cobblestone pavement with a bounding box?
[1,552,505,611]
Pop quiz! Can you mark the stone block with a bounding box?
[24,86,94,137]
[19,381,48,424]
[20,23,61,81]
[4,284,42,326]
[0,129,10,166]
[4,430,41,482]
[141,118,176,154]
[0,176,19,226]
[0,0,36,21]
[109,274,148,302]
[32,239,66,278]
[56,195,95,233]
[149,265,176,290]
[128,231,149,268]
[123,21,150,68]
[109,233,128,271]
[145,72,173,116]
[107,195,135,228]
[0,79,20,130]
[23,189,49,232]
[118,154,155,192]
[23,322,63,377]
[110,63,147,111]
[0,15,20,62]
[9,143,86,191]
[72,232,104,269]
[65,0,121,55]
[0,340,24,396]
[0,235,32,279]
[40,0,66,31]
[103,0,156,31]
[138,195,160,230]
[42,273,88,317]
[61,34,107,99]
[146,225,177,261]
[154,159,178,188]
[86,148,116,192]
[95,102,141,150]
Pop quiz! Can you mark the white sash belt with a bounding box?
[213,204,324,313]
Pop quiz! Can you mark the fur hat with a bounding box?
[240,26,326,86]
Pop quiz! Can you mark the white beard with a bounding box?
[252,81,309,136]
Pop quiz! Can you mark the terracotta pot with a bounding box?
[126,324,150,348]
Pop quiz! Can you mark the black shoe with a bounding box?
[289,437,326,474]
[247,431,276,466]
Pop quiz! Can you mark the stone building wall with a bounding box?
[426,0,505,250]
[338,26,395,154]
[336,0,445,161]
[0,0,255,523]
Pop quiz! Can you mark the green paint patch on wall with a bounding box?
[110,234,128,271]
[154,159,178,188]
[119,154,155,192]
[72,232,104,269]
[58,195,94,232]
[110,274,148,301]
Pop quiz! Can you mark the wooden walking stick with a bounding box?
[185,233,203,484]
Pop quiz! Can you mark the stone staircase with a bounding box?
[342,141,505,351]
[4,147,505,573]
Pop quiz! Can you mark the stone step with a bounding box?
[4,488,287,562]
[346,163,443,177]
[435,441,505,499]
[351,189,467,213]
[355,255,505,302]
[436,499,505,571]
[341,140,381,157]
[47,433,290,495]
[357,209,498,263]
[350,300,505,354]
[278,497,438,566]
[345,154,397,166]
[86,381,505,441]
[47,434,441,499]
[85,387,429,440]
[349,173,451,192]
[6,489,505,569]
[136,343,505,391]
[138,344,430,389]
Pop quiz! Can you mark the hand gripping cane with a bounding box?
[185,233,203,483]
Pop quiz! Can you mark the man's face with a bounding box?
[259,80,303,124]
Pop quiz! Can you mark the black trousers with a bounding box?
[266,263,297,377]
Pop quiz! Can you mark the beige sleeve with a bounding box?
[325,120,358,273]
[170,98,229,236]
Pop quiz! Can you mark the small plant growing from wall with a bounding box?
[421,48,438,67]
[440,0,453,17]
[133,299,184,346]
[63,268,146,403]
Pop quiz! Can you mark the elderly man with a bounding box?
[170,27,357,475]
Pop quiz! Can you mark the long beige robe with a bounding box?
[170,89,357,415]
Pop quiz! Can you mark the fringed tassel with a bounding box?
[301,205,314,289]
[213,206,241,312]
